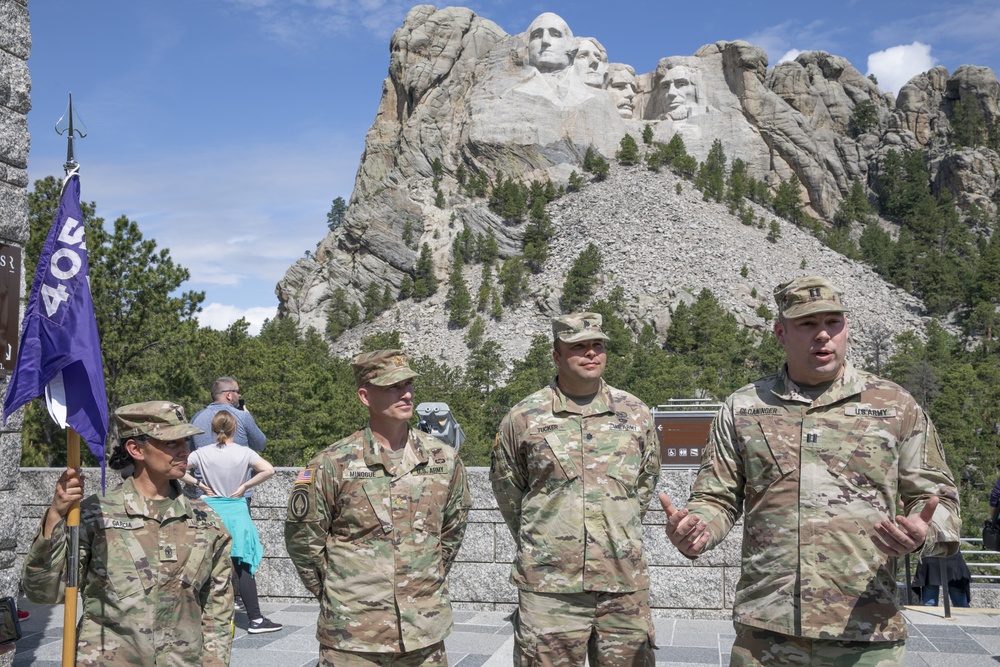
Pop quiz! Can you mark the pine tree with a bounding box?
[617,133,640,165]
[834,180,872,228]
[402,220,416,249]
[465,315,486,349]
[412,243,438,300]
[772,179,803,224]
[696,139,726,202]
[561,243,602,311]
[851,99,878,135]
[490,289,503,320]
[446,255,473,328]
[642,123,654,145]
[475,230,499,265]
[363,282,385,321]
[477,264,493,312]
[567,170,584,192]
[327,196,347,230]
[951,96,986,147]
[325,288,352,340]
[767,220,782,242]
[499,256,528,306]
[523,197,554,273]
[398,275,414,300]
[590,155,610,181]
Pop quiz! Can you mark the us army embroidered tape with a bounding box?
[844,406,897,417]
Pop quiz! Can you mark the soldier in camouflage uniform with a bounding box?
[660,277,962,666]
[491,313,660,667]
[284,349,471,666]
[22,401,234,666]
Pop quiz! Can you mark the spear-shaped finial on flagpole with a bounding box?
[55,92,87,174]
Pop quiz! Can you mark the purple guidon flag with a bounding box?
[3,171,108,488]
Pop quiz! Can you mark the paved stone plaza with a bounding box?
[10,597,1000,666]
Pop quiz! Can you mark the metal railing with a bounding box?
[900,538,1000,618]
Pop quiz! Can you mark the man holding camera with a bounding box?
[190,377,267,506]
[191,376,266,453]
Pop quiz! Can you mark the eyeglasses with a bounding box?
[227,388,241,396]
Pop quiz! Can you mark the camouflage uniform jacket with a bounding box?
[491,379,660,593]
[22,477,234,666]
[687,362,961,642]
[284,425,472,653]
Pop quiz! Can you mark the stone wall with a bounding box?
[17,467,743,617]
[0,1,29,664]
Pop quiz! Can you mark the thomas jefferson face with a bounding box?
[659,65,699,120]
[574,38,608,88]
[608,65,638,118]
[527,13,574,72]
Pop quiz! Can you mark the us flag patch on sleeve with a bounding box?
[295,468,314,485]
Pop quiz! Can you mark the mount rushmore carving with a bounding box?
[277,5,1000,338]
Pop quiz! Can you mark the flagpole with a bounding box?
[61,429,81,667]
[56,93,86,667]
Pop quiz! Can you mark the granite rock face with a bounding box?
[276,5,999,364]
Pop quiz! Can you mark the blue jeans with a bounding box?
[921,585,970,607]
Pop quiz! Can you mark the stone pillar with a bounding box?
[0,0,30,664]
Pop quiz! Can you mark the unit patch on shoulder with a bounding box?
[294,468,315,485]
[288,486,311,521]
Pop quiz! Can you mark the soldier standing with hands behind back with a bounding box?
[660,277,961,666]
[491,313,660,666]
[285,349,471,666]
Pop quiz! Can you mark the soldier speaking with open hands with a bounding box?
[660,277,961,666]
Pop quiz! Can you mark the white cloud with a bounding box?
[196,303,278,335]
[866,42,937,95]
[870,1,1000,73]
[778,49,802,64]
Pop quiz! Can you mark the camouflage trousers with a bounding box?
[319,641,447,666]
[512,589,655,667]
[730,625,905,667]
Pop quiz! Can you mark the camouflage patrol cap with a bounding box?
[114,401,204,441]
[773,276,849,319]
[352,349,418,388]
[552,312,612,344]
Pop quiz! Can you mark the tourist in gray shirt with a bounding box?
[190,376,266,500]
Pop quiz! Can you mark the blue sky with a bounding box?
[26,1,1000,334]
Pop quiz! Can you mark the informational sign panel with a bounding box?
[653,400,721,468]
[0,243,21,377]
[0,244,20,376]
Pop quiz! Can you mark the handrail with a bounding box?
[899,538,1000,617]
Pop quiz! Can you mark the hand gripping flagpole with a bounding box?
[55,93,86,667]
